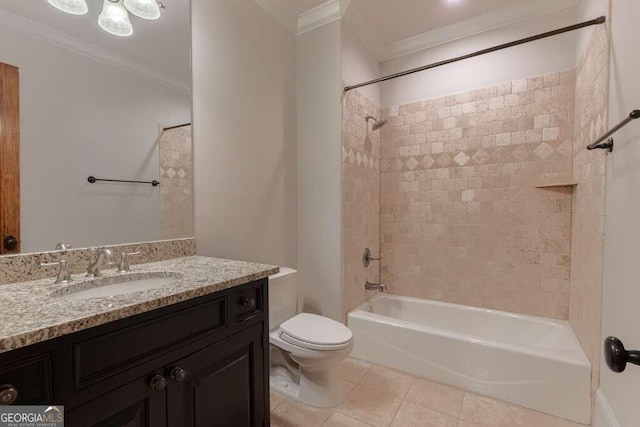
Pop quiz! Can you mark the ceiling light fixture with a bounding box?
[124,0,161,20]
[98,0,134,37]
[46,0,164,38]
[46,0,89,15]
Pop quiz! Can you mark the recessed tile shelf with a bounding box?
[535,182,578,188]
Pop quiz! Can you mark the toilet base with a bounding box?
[269,343,351,408]
[270,366,343,408]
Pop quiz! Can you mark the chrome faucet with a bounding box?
[365,281,388,292]
[116,251,142,273]
[86,248,114,277]
[41,260,73,284]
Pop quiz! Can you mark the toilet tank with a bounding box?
[268,267,298,331]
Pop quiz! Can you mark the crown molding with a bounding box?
[0,8,190,94]
[344,0,580,62]
[253,0,298,34]
[297,0,350,35]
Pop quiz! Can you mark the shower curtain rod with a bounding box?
[343,16,606,93]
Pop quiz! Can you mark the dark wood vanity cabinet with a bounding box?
[0,278,270,427]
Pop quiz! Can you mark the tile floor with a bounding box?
[270,358,587,427]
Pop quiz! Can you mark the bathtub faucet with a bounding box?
[365,281,388,292]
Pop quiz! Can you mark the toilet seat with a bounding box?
[278,313,353,351]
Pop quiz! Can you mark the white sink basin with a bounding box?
[52,271,184,300]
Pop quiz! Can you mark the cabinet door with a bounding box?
[66,372,167,427]
[168,324,265,427]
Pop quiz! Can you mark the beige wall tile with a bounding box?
[159,125,193,240]
[380,72,575,319]
[342,90,381,319]
[569,13,610,397]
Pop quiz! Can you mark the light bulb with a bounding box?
[47,0,89,15]
[124,0,161,20]
[98,0,133,37]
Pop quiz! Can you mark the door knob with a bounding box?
[3,236,18,251]
[604,336,640,373]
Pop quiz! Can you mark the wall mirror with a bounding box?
[0,0,192,255]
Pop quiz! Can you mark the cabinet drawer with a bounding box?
[231,284,263,323]
[0,354,52,405]
[73,297,225,390]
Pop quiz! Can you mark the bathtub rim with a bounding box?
[348,293,590,367]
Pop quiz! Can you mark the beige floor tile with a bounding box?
[340,379,358,398]
[271,391,286,411]
[323,412,370,427]
[404,378,464,418]
[458,393,525,427]
[390,401,458,427]
[271,398,334,427]
[359,365,415,398]
[456,421,481,427]
[338,385,402,427]
[337,358,373,383]
[522,408,586,427]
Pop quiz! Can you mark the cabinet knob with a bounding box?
[149,374,168,391]
[169,366,188,383]
[0,385,18,405]
[242,297,257,309]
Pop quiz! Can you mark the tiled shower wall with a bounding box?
[570,12,610,391]
[342,89,381,318]
[159,126,193,239]
[379,71,576,319]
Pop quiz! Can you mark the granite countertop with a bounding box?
[0,256,278,353]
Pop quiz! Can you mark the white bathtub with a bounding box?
[347,294,591,424]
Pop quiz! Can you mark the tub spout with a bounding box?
[365,281,388,292]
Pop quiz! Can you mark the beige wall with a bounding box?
[569,1,610,394]
[342,89,381,318]
[598,0,640,424]
[379,71,575,319]
[380,8,580,107]
[192,0,297,268]
[297,21,343,321]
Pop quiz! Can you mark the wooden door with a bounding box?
[65,372,168,427]
[167,324,266,427]
[0,62,20,254]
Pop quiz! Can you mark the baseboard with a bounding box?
[595,389,620,427]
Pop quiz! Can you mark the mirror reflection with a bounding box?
[0,0,192,255]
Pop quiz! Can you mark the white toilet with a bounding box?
[269,268,353,408]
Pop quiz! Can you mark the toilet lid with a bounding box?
[279,313,353,349]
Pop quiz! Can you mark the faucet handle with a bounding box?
[41,260,72,284]
[117,251,142,273]
[363,248,382,267]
